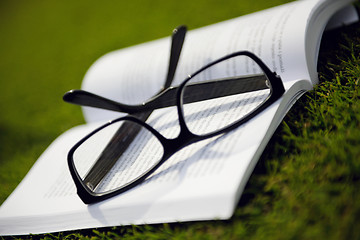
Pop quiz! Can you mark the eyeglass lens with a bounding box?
[182,55,271,136]
[73,119,164,194]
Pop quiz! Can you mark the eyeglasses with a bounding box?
[63,26,285,204]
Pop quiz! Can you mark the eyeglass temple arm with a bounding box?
[63,25,186,114]
[154,74,269,108]
[63,74,269,114]
[163,25,186,90]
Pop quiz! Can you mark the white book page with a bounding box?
[82,0,356,123]
[81,0,317,123]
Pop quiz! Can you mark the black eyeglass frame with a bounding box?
[67,50,285,204]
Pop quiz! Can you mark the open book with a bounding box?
[0,0,357,236]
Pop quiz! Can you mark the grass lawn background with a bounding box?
[0,0,359,239]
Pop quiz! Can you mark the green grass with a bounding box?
[1,0,360,239]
